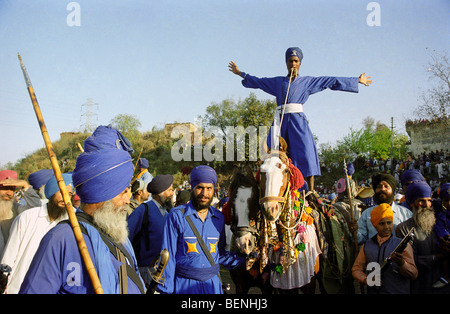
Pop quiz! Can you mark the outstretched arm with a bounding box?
[228,61,243,78]
[359,72,372,86]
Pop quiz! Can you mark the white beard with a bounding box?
[414,206,436,235]
[0,200,14,221]
[92,200,129,244]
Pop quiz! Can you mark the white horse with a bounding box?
[258,141,321,293]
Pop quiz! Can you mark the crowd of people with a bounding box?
[0,135,449,295]
[0,45,448,294]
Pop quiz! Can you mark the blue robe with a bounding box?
[241,72,359,178]
[19,220,143,294]
[157,201,245,294]
[127,200,167,266]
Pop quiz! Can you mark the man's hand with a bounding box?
[228,61,242,77]
[0,178,30,190]
[358,72,372,86]
[348,219,358,234]
[390,252,405,266]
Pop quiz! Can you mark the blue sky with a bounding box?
[1,0,449,166]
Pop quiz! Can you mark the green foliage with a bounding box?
[10,103,409,190]
[11,132,89,179]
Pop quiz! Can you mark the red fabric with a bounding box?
[0,170,18,181]
[288,159,304,193]
[222,201,231,225]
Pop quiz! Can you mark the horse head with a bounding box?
[228,166,260,255]
[258,137,291,222]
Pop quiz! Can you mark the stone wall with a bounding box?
[405,118,450,156]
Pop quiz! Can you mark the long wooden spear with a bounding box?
[343,159,359,257]
[18,53,104,294]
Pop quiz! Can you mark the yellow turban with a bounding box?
[370,203,394,227]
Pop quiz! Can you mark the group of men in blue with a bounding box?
[18,124,245,294]
[17,46,374,294]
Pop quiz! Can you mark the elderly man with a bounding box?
[355,173,412,245]
[158,165,246,294]
[0,174,72,294]
[229,47,372,191]
[0,170,41,255]
[19,125,144,294]
[396,181,450,293]
[128,174,175,287]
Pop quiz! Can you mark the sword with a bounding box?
[146,249,169,294]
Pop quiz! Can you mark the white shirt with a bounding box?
[356,201,412,245]
[0,205,67,294]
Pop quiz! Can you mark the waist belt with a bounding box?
[271,103,303,150]
[176,264,220,281]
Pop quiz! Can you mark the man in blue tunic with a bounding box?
[128,174,175,287]
[229,47,372,191]
[157,165,246,294]
[19,126,145,294]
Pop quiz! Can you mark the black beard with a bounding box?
[191,192,213,210]
[47,197,67,221]
[373,191,395,205]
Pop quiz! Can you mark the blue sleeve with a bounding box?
[357,209,370,245]
[19,224,93,294]
[435,213,450,239]
[306,76,359,95]
[127,204,145,241]
[157,210,181,294]
[241,72,281,97]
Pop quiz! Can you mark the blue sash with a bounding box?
[175,264,220,281]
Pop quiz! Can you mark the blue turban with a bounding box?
[346,163,355,176]
[285,47,303,63]
[405,181,432,206]
[28,169,54,189]
[44,173,73,199]
[440,183,450,200]
[147,175,174,194]
[190,165,217,188]
[138,158,149,169]
[83,125,134,154]
[400,169,425,186]
[72,148,133,204]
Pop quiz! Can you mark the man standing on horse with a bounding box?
[229,47,372,191]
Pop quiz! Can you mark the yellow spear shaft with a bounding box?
[18,53,103,294]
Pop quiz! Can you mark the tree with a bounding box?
[414,50,450,119]
[200,93,277,167]
[110,114,142,144]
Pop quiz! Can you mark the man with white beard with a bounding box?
[0,170,41,255]
[396,181,450,294]
[19,125,145,294]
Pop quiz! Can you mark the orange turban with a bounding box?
[370,203,394,227]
